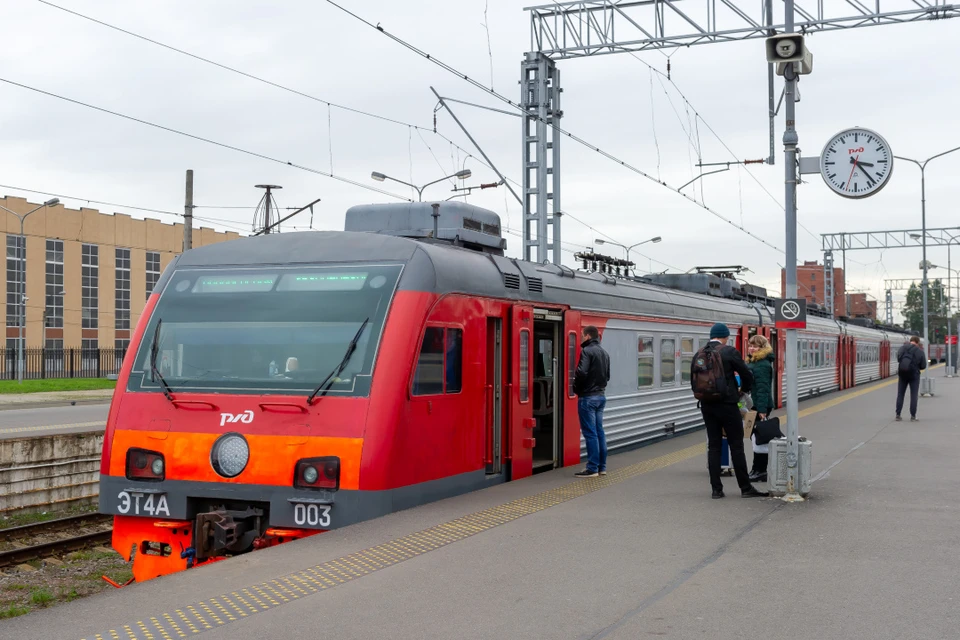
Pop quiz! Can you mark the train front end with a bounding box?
[99,240,404,582]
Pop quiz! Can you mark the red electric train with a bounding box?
[99,201,914,582]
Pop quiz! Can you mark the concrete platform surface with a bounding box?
[0,403,107,439]
[0,388,113,411]
[4,373,956,640]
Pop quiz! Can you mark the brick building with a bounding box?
[847,293,878,320]
[782,260,846,317]
[2,195,240,353]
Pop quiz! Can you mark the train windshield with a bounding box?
[127,263,403,397]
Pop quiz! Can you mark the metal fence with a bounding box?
[1,347,127,380]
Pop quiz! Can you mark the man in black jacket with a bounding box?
[895,336,927,422]
[693,323,765,499]
[573,325,611,478]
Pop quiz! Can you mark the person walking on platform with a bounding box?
[691,323,765,499]
[746,334,776,482]
[573,325,611,478]
[896,335,926,422]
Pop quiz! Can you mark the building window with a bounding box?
[6,235,25,327]
[115,339,130,352]
[45,239,64,329]
[45,338,63,350]
[82,244,99,329]
[146,251,161,301]
[115,248,131,330]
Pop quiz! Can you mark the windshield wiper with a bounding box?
[150,319,175,402]
[307,317,369,406]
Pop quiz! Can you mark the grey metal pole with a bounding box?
[947,245,952,376]
[183,169,194,252]
[921,166,930,389]
[765,0,775,165]
[782,0,801,500]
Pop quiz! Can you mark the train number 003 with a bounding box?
[293,503,331,527]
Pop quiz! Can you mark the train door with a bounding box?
[532,308,563,473]
[508,305,535,480]
[484,318,504,475]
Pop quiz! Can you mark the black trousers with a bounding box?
[896,372,920,417]
[701,402,751,491]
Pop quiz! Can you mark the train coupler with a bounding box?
[195,506,264,561]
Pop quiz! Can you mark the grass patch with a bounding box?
[29,589,53,606]
[60,587,80,602]
[0,604,30,619]
[3,584,28,592]
[0,378,116,395]
[0,504,99,529]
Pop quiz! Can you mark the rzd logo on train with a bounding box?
[220,410,254,427]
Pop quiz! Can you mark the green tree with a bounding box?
[903,280,952,340]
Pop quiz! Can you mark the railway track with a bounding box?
[0,513,113,569]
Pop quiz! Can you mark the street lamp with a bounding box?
[912,230,960,375]
[371,169,472,201]
[896,146,960,394]
[595,236,662,274]
[0,197,59,383]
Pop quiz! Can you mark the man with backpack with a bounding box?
[691,323,765,499]
[895,336,927,422]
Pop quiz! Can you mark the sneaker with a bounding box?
[741,485,767,498]
[599,470,607,476]
[712,489,725,499]
[911,416,918,422]
[748,471,767,483]
[574,469,598,478]
[895,415,902,422]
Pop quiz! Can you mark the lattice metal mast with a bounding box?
[822,227,960,251]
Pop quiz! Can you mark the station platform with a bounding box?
[6,372,957,640]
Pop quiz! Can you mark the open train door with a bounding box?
[507,305,535,481]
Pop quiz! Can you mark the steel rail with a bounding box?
[0,530,113,569]
[0,513,111,543]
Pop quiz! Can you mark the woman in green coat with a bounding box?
[746,334,775,482]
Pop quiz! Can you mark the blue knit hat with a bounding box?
[709,322,730,339]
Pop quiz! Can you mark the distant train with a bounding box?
[99,201,920,583]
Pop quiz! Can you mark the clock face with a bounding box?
[819,128,893,199]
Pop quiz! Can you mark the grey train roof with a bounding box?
[165,229,895,339]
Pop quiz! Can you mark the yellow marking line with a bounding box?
[0,421,104,435]
[80,375,896,639]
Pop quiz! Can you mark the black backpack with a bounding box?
[691,342,728,402]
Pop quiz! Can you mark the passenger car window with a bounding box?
[638,336,654,388]
[681,337,694,385]
[413,327,463,395]
[567,332,576,397]
[519,330,529,402]
[661,338,676,386]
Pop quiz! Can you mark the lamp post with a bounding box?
[371,169,472,202]
[896,147,960,394]
[0,198,59,383]
[912,230,960,376]
[595,236,662,275]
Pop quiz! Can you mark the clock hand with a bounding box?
[845,155,860,191]
[856,160,874,167]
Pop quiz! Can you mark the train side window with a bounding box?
[638,336,654,388]
[413,327,445,395]
[660,338,676,387]
[445,329,463,393]
[519,330,530,403]
[680,337,694,385]
[567,332,577,397]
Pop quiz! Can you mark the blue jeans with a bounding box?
[578,395,607,473]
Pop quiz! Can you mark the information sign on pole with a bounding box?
[775,298,807,329]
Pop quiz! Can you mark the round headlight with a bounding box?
[211,433,249,478]
[302,465,319,484]
[151,458,164,476]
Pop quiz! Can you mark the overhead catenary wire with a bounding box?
[36,0,486,187]
[323,1,784,255]
[0,76,411,202]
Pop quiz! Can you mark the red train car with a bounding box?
[99,202,908,582]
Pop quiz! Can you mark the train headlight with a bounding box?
[211,433,249,478]
[126,448,165,481]
[295,457,339,490]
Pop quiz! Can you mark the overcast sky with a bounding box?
[2,1,959,322]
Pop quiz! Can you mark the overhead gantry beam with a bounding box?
[821,227,960,252]
[527,0,960,59]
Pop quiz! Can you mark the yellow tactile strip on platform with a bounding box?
[80,442,705,640]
